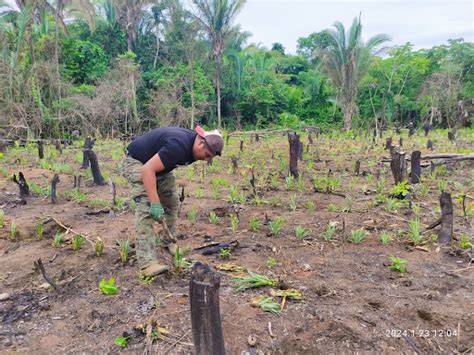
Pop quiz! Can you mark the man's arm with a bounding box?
[142,153,165,203]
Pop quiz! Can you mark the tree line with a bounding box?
[0,0,472,138]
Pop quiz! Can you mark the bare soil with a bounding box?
[1,130,473,354]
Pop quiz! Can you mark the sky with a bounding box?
[235,0,474,54]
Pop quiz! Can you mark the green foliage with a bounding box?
[232,271,278,290]
[321,222,337,241]
[118,240,129,263]
[267,256,277,269]
[349,228,366,244]
[229,213,239,232]
[389,181,410,199]
[459,234,472,249]
[114,336,129,348]
[174,246,191,273]
[294,226,310,240]
[187,207,197,222]
[62,39,107,83]
[408,218,422,245]
[36,223,44,241]
[254,296,280,315]
[100,278,119,295]
[219,248,231,259]
[95,238,104,257]
[0,210,4,228]
[71,235,85,251]
[209,212,219,225]
[249,216,261,232]
[388,257,407,273]
[268,216,284,236]
[379,231,392,245]
[10,221,17,240]
[53,233,63,248]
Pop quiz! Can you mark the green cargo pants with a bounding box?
[122,156,179,268]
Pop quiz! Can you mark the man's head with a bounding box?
[192,126,224,160]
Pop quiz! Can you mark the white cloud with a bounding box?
[236,0,474,53]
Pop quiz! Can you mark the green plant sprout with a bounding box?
[289,195,298,211]
[219,248,231,259]
[459,234,472,249]
[229,186,238,203]
[389,180,410,199]
[303,201,315,211]
[408,218,422,245]
[294,226,310,240]
[438,180,448,193]
[321,223,337,241]
[388,257,407,273]
[379,231,392,245]
[100,278,119,295]
[174,246,191,272]
[209,212,219,225]
[249,216,261,232]
[118,240,129,263]
[187,207,197,221]
[267,256,277,269]
[349,228,366,244]
[10,221,18,240]
[53,232,63,247]
[253,296,280,315]
[232,271,278,290]
[229,213,239,232]
[0,209,4,228]
[285,175,294,191]
[268,216,284,236]
[71,234,85,251]
[36,222,44,241]
[95,238,104,256]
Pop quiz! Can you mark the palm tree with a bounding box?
[321,14,390,131]
[191,0,246,127]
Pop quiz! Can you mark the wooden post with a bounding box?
[438,192,453,244]
[189,262,225,355]
[410,151,421,184]
[37,140,44,159]
[239,140,244,152]
[385,137,392,150]
[13,172,30,197]
[288,132,300,177]
[408,122,414,137]
[390,148,407,184]
[85,149,106,185]
[51,174,60,203]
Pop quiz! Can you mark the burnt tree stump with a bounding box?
[230,157,238,174]
[85,149,106,185]
[410,151,421,184]
[288,132,300,177]
[354,159,361,176]
[399,137,403,147]
[390,148,407,184]
[438,192,453,244]
[81,137,95,169]
[37,140,44,159]
[427,140,434,150]
[448,131,455,142]
[74,175,82,188]
[189,262,225,355]
[55,140,62,155]
[13,172,30,197]
[308,130,313,145]
[255,133,259,142]
[408,122,415,137]
[423,123,431,137]
[385,137,392,150]
[239,140,244,152]
[51,174,60,203]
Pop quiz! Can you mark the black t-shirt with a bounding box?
[127,127,197,174]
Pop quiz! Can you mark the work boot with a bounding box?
[140,261,169,277]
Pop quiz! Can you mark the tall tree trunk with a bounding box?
[342,103,353,131]
[216,56,222,128]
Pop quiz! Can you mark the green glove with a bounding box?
[149,202,164,221]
